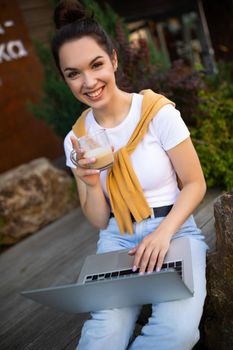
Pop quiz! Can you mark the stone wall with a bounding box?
[201,191,233,349]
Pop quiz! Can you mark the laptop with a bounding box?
[21,237,194,313]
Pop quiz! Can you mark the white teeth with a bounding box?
[86,88,102,98]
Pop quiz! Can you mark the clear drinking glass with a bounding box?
[71,129,114,171]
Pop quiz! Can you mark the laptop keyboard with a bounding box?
[84,260,183,284]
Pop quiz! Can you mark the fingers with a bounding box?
[70,135,80,152]
[70,136,97,168]
[70,136,85,160]
[70,136,83,167]
[78,156,96,168]
[133,243,151,274]
[131,236,169,274]
[147,249,167,273]
[128,247,137,255]
[156,250,167,272]
[81,168,100,176]
[147,249,160,273]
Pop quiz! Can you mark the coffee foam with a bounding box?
[85,147,113,170]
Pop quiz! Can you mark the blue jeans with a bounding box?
[76,215,208,350]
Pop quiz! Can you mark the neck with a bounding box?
[93,88,133,128]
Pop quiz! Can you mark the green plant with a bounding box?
[81,0,122,40]
[149,60,204,126]
[205,60,233,90]
[29,40,84,138]
[30,0,233,192]
[191,85,233,190]
[0,217,6,229]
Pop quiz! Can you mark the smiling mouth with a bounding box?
[85,87,104,99]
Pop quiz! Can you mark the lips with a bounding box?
[85,87,104,100]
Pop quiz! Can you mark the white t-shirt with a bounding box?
[64,93,190,207]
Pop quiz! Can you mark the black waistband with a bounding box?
[109,205,173,222]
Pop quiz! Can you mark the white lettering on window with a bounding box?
[0,40,28,63]
[0,25,5,34]
[0,44,11,62]
[4,20,14,27]
[7,40,28,59]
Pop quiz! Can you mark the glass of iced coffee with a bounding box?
[75,129,114,171]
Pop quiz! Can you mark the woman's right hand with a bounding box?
[70,136,100,187]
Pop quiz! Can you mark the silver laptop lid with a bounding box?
[21,237,194,313]
[21,269,192,313]
[78,237,194,293]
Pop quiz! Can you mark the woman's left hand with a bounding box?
[128,230,172,273]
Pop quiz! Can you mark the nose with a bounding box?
[83,72,97,89]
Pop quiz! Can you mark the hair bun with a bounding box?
[54,0,86,30]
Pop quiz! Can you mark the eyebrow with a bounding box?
[64,55,104,72]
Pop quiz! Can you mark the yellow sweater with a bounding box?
[72,89,175,234]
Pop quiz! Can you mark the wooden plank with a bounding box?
[194,188,222,216]
[0,190,221,349]
[194,188,222,252]
[21,8,54,27]
[201,217,216,252]
[100,0,196,21]
[0,208,97,350]
[18,0,54,45]
[18,0,53,10]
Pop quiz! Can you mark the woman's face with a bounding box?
[59,36,118,110]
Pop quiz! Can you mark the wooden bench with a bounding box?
[0,189,222,349]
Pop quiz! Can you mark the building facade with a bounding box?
[0,0,63,173]
[1,0,232,172]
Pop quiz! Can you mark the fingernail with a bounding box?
[147,271,153,274]
[139,272,144,276]
[132,265,137,272]
[156,267,161,272]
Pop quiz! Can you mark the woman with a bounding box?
[52,1,208,349]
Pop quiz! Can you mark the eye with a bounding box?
[66,70,80,79]
[92,61,103,69]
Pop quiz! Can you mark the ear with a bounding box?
[111,49,118,72]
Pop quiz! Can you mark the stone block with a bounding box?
[203,190,233,349]
[0,158,78,245]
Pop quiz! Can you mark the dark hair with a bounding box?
[51,0,115,76]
